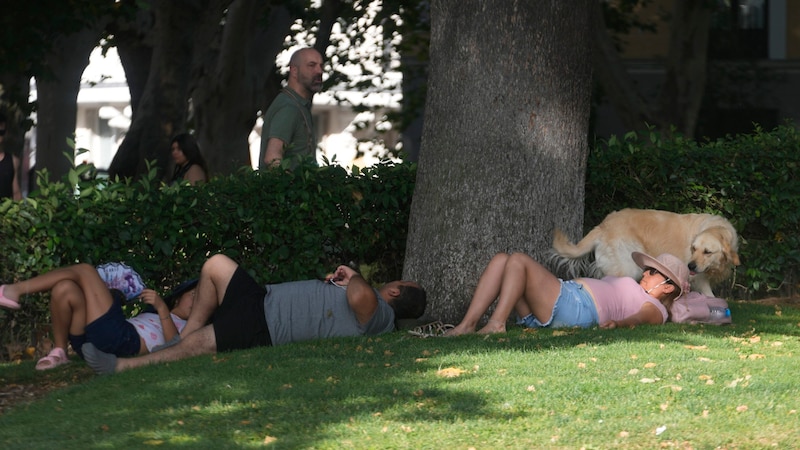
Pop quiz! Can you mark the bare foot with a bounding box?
[444,324,474,336]
[477,320,507,334]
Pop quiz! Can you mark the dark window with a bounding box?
[709,0,769,59]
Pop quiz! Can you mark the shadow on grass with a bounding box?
[0,300,797,448]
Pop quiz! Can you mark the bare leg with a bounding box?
[3,263,114,323]
[85,324,219,374]
[477,252,561,334]
[180,254,239,337]
[48,280,87,352]
[446,253,511,336]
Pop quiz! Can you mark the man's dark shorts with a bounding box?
[212,266,272,352]
[69,290,141,359]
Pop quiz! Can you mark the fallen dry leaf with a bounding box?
[263,435,277,444]
[639,377,660,383]
[437,367,467,378]
[684,345,708,350]
[747,354,766,360]
[737,405,749,412]
[644,362,657,368]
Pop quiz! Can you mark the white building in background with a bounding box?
[69,46,401,173]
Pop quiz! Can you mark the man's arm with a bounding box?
[331,265,378,324]
[345,274,379,324]
[263,137,286,168]
[11,155,21,200]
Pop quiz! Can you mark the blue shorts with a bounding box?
[71,292,141,358]
[517,280,599,328]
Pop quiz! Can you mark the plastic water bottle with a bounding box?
[709,306,731,320]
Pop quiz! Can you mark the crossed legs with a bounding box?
[3,263,116,344]
[446,252,562,335]
[85,254,240,374]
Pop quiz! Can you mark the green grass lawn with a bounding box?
[2,300,799,449]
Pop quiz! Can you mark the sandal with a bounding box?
[408,320,455,338]
[35,347,70,371]
[0,285,20,310]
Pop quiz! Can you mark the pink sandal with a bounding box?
[0,285,20,310]
[35,347,70,371]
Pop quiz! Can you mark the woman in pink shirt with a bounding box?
[446,251,689,336]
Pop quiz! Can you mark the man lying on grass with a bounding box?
[82,254,427,374]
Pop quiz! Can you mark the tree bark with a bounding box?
[590,0,657,132]
[657,0,712,136]
[404,0,593,323]
[36,25,108,180]
[193,1,294,175]
[108,0,222,179]
[591,0,713,137]
[111,0,155,117]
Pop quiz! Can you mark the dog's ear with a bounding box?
[729,250,741,266]
[724,241,741,266]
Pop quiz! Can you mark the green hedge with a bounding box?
[0,160,416,351]
[586,124,800,298]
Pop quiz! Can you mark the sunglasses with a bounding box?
[644,267,675,285]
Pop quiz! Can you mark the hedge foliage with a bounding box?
[586,124,800,298]
[0,159,416,349]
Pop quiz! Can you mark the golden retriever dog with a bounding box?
[550,208,740,296]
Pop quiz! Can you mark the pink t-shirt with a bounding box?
[127,312,187,352]
[578,276,668,324]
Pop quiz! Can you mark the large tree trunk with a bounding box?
[108,0,224,180]
[36,25,107,181]
[657,0,712,136]
[111,0,155,117]
[591,0,713,138]
[590,0,657,132]
[403,0,593,324]
[193,1,294,175]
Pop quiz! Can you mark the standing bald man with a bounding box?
[260,48,324,169]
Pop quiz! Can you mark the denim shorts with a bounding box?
[517,280,599,328]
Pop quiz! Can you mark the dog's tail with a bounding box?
[546,229,603,279]
[552,228,601,258]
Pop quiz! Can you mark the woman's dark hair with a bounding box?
[171,133,209,180]
[391,285,427,320]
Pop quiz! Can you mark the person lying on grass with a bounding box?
[0,264,196,370]
[80,254,427,374]
[445,251,689,336]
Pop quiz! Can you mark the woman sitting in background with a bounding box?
[170,133,209,185]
